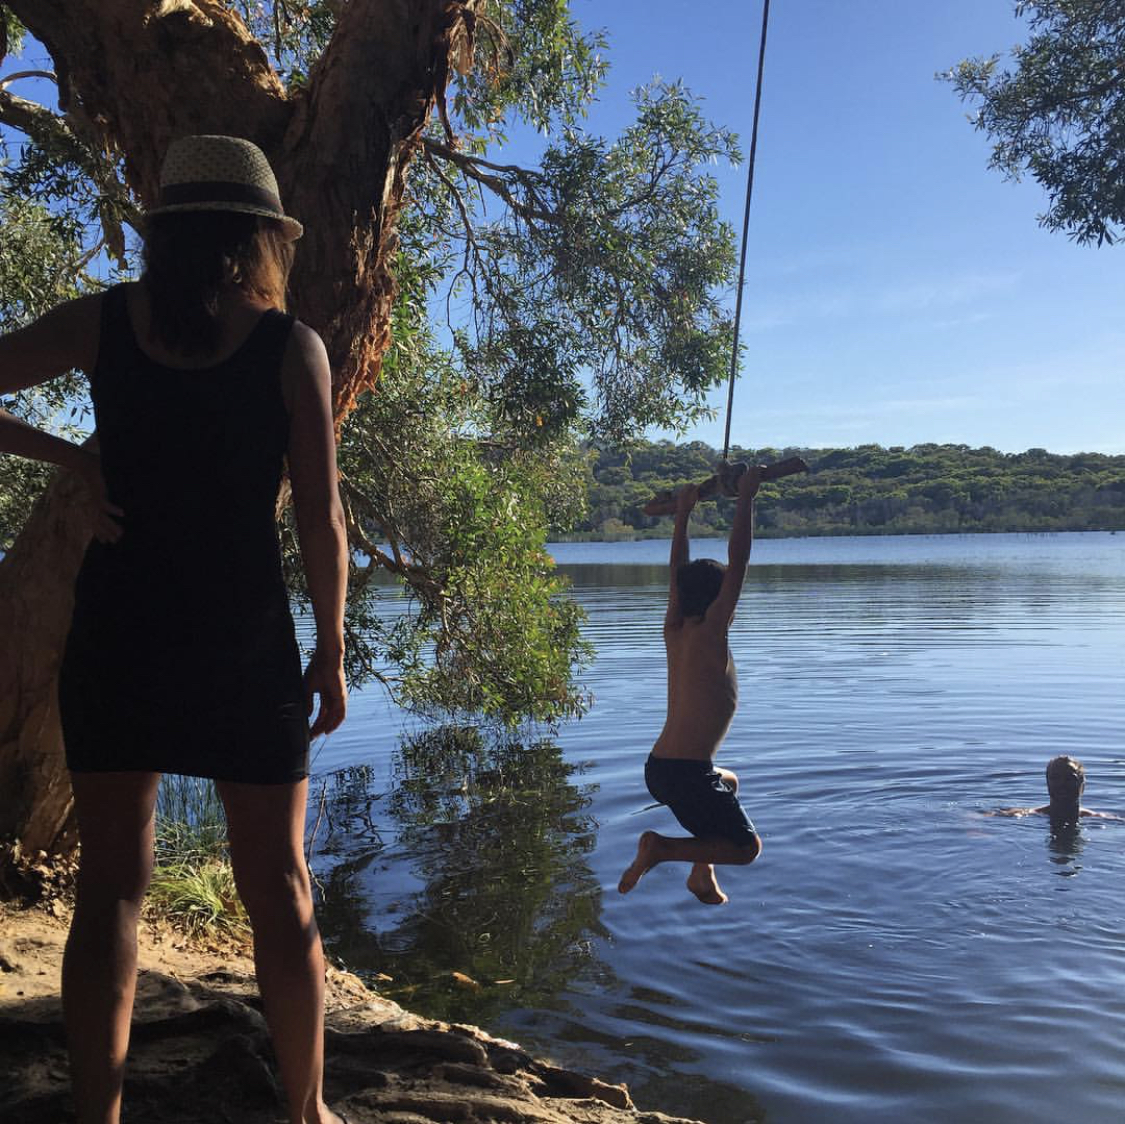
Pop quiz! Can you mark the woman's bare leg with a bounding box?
[63,770,161,1124]
[217,778,342,1124]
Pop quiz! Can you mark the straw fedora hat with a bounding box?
[147,134,303,241]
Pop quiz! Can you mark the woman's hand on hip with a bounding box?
[304,647,347,737]
[77,452,125,543]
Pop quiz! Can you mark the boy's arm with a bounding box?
[710,466,761,626]
[665,483,698,629]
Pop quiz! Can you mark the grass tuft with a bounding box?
[149,776,247,938]
[155,775,229,865]
[147,859,248,937]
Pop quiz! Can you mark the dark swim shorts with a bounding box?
[645,755,758,846]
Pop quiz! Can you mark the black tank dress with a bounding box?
[59,285,310,784]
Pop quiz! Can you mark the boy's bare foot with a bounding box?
[686,864,728,905]
[618,830,662,893]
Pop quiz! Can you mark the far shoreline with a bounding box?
[548,526,1122,544]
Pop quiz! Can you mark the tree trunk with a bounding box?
[0,0,474,854]
[0,460,97,852]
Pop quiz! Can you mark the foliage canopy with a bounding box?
[948,0,1125,245]
[0,1,742,724]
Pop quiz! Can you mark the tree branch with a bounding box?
[422,145,487,311]
[0,88,68,145]
[338,475,445,600]
[0,70,56,91]
[0,87,142,241]
[422,136,560,224]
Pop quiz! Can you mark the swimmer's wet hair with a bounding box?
[676,558,726,619]
[1046,755,1085,800]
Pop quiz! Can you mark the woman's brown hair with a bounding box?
[142,211,294,357]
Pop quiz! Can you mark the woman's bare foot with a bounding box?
[303,1100,349,1123]
[310,1114,346,1124]
[686,864,728,905]
[618,830,662,893]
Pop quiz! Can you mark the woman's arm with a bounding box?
[0,295,123,542]
[283,321,348,737]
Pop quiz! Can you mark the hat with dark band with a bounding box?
[147,134,303,241]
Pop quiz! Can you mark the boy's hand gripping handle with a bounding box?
[642,456,809,516]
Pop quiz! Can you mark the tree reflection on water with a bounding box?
[311,725,607,1024]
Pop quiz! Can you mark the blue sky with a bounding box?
[3,3,1121,455]
[556,0,1125,455]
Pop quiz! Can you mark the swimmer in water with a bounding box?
[991,756,1122,828]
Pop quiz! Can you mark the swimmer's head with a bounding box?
[676,558,726,619]
[1046,755,1085,803]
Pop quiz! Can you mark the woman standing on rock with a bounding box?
[0,135,349,1124]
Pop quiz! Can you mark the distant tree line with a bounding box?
[559,441,1125,539]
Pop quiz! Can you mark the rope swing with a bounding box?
[723,0,772,464]
[644,0,807,517]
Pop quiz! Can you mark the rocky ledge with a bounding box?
[0,906,704,1124]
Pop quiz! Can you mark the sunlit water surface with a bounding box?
[307,532,1125,1124]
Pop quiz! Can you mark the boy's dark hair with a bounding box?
[1046,755,1085,801]
[676,558,726,619]
[143,211,294,357]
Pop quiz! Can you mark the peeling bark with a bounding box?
[283,0,479,414]
[0,0,477,852]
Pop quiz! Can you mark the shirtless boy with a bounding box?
[618,467,763,905]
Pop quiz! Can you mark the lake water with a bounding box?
[309,532,1125,1124]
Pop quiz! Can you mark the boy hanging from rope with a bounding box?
[618,465,763,905]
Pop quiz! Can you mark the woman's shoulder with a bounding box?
[287,317,326,347]
[283,319,329,373]
[280,319,331,411]
[48,289,110,331]
[12,290,109,376]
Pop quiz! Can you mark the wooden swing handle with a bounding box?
[642,456,809,517]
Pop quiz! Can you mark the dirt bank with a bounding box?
[0,903,703,1123]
